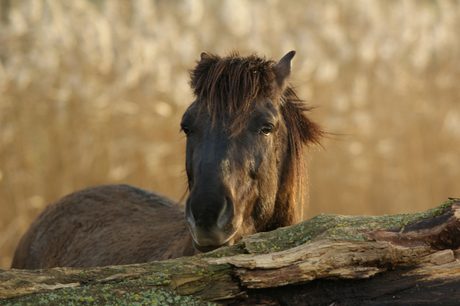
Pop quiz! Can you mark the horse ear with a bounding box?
[200,52,211,62]
[273,51,296,91]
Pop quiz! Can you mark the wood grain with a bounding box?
[1,199,459,305]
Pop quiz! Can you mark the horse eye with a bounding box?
[181,125,190,135]
[260,124,274,135]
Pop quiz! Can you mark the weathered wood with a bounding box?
[1,199,459,305]
[236,260,460,305]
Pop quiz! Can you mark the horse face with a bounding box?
[181,98,287,252]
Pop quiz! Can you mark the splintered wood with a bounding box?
[1,199,460,305]
[205,240,454,288]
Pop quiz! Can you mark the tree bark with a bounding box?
[1,198,460,305]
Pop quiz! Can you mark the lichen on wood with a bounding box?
[1,199,460,305]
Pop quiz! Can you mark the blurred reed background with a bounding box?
[0,0,459,269]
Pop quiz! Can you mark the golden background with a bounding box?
[0,0,459,269]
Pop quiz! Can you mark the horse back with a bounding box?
[11,184,195,269]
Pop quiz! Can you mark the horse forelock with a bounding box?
[189,52,276,134]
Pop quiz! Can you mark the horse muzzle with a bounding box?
[185,192,236,252]
[186,219,236,252]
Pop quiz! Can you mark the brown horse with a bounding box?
[11,51,324,269]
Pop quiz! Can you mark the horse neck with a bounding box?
[265,146,307,231]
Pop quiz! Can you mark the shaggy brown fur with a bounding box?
[190,52,276,133]
[11,185,195,269]
[11,51,324,269]
[189,52,324,216]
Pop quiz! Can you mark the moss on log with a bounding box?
[1,199,460,305]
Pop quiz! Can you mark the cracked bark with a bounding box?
[1,199,460,305]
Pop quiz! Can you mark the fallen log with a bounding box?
[1,198,460,305]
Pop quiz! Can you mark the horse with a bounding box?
[11,51,324,269]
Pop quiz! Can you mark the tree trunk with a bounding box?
[2,198,460,305]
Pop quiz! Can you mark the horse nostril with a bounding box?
[186,193,235,248]
[217,196,234,229]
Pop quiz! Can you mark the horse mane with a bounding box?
[279,87,324,221]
